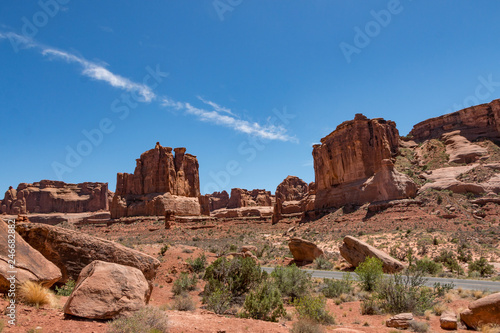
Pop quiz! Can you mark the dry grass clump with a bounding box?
[432,303,448,315]
[481,324,500,333]
[19,281,56,308]
[290,319,325,333]
[171,293,196,311]
[108,306,168,333]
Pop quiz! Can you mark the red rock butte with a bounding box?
[110,142,203,218]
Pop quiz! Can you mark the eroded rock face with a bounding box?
[313,114,417,209]
[63,261,150,320]
[0,181,108,215]
[110,143,201,218]
[288,238,323,262]
[276,176,309,202]
[460,292,500,329]
[442,131,488,164]
[0,219,62,292]
[340,236,405,273]
[409,99,500,142]
[208,191,230,211]
[227,188,272,208]
[16,223,160,284]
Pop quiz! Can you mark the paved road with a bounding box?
[262,267,500,292]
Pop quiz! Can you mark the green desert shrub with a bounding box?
[203,284,231,314]
[355,257,384,291]
[186,253,207,273]
[321,273,353,299]
[172,273,197,295]
[293,295,335,325]
[314,256,333,270]
[469,257,495,277]
[415,257,443,276]
[241,280,286,322]
[55,279,76,296]
[271,264,312,301]
[376,269,436,315]
[108,306,168,333]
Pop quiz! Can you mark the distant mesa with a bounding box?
[110,142,203,218]
[0,180,108,215]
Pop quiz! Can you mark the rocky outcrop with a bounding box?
[340,236,405,273]
[386,313,413,329]
[288,238,324,262]
[460,292,500,329]
[16,223,160,283]
[110,143,202,218]
[211,206,273,218]
[227,188,272,208]
[313,114,417,209]
[442,131,488,164]
[63,261,150,319]
[409,99,500,142]
[0,181,108,215]
[440,311,457,330]
[0,219,62,292]
[208,191,230,211]
[276,176,309,202]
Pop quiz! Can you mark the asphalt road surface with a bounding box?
[261,267,500,292]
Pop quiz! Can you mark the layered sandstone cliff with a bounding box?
[312,114,417,209]
[0,180,108,215]
[110,143,201,218]
[409,99,500,142]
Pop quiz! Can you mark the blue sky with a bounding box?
[2,1,500,196]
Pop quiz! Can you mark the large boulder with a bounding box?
[16,222,160,284]
[63,261,150,319]
[275,176,309,202]
[386,313,413,329]
[313,114,417,210]
[0,219,61,292]
[440,310,458,330]
[0,181,108,215]
[460,292,500,329]
[110,142,201,218]
[339,236,405,273]
[288,238,323,262]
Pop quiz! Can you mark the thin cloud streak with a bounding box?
[1,31,297,142]
[162,97,297,142]
[3,32,155,102]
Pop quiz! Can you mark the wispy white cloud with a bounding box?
[1,31,297,142]
[197,96,235,116]
[3,32,155,102]
[162,97,297,142]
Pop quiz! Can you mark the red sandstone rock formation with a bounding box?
[110,143,202,218]
[275,176,309,202]
[208,191,230,211]
[226,188,272,208]
[312,114,417,209]
[408,99,500,142]
[0,181,108,215]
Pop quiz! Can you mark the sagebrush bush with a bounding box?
[434,250,464,275]
[360,297,381,315]
[409,320,429,332]
[321,273,353,299]
[172,273,197,295]
[290,319,325,333]
[271,264,312,301]
[313,256,333,270]
[355,257,384,292]
[294,295,335,325]
[55,279,76,296]
[108,306,168,333]
[241,280,286,322]
[203,285,231,314]
[186,253,207,273]
[203,256,263,299]
[377,269,436,315]
[415,257,442,276]
[171,293,195,311]
[469,257,494,277]
[19,281,55,307]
